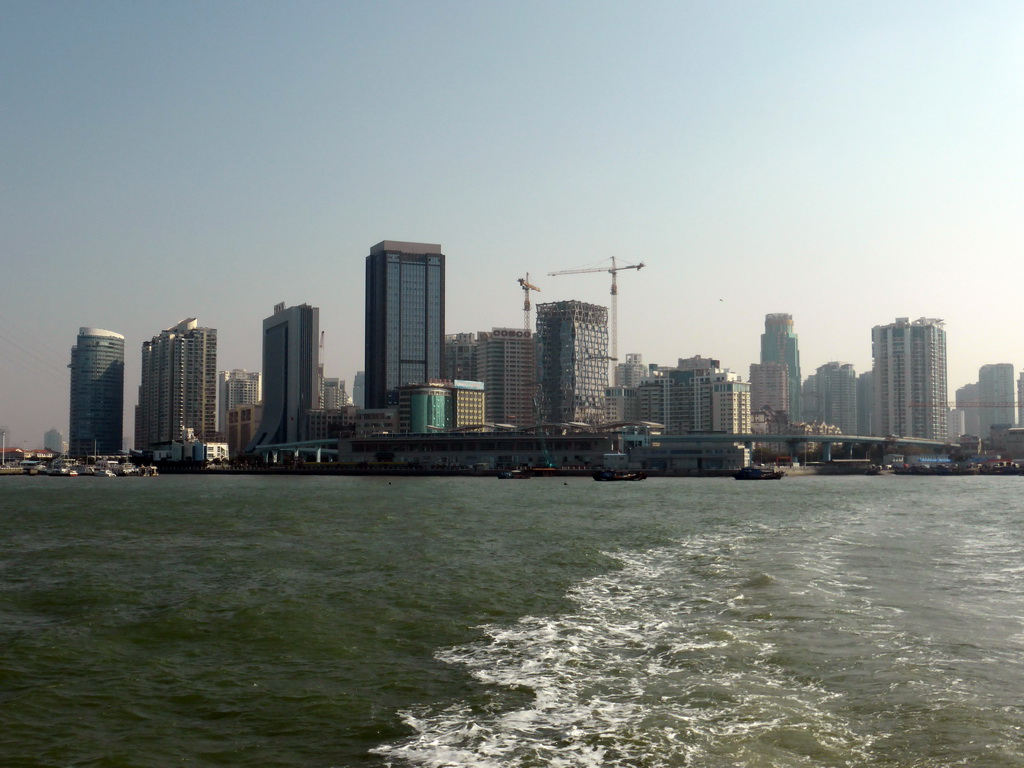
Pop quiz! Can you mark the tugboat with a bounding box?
[734,466,785,480]
[592,469,647,481]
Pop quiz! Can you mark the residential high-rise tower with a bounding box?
[977,363,1015,435]
[807,362,858,434]
[69,327,124,455]
[477,328,536,427]
[135,319,217,450]
[871,317,947,440]
[364,241,445,408]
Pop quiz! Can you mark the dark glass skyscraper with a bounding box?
[69,327,124,455]
[364,241,445,409]
[248,303,320,449]
[760,313,802,421]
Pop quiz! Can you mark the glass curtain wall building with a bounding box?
[760,313,802,421]
[248,303,319,449]
[364,241,445,409]
[69,327,125,455]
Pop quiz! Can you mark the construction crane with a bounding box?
[548,257,645,363]
[518,273,541,331]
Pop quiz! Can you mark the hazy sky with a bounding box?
[2,1,1023,448]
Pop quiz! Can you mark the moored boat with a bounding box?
[497,469,531,479]
[593,470,647,481]
[734,466,785,480]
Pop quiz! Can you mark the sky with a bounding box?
[2,1,1024,448]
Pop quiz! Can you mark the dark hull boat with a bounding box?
[734,466,785,480]
[593,470,647,481]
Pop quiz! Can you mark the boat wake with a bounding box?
[374,535,876,767]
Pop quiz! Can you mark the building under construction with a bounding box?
[535,300,609,425]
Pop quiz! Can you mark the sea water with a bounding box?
[1,474,1022,767]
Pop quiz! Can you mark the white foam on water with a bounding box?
[375,533,876,767]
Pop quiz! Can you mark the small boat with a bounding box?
[734,466,785,480]
[593,470,647,481]
[94,469,116,477]
[497,469,531,479]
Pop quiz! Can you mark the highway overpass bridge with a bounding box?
[636,434,952,463]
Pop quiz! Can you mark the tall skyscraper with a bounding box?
[218,370,263,435]
[536,300,608,424]
[871,317,947,440]
[135,319,217,450]
[760,314,802,421]
[364,240,445,408]
[477,328,536,427]
[248,303,319,448]
[977,364,1015,434]
[69,327,124,455]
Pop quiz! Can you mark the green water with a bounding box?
[1,474,1023,767]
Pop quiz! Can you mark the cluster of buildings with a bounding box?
[56,239,1022,468]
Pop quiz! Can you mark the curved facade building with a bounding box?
[69,327,125,455]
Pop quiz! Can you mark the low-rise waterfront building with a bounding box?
[302,407,356,441]
[354,408,399,437]
[337,431,617,469]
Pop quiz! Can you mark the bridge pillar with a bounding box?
[316,447,322,463]
[744,441,754,465]
[821,442,832,462]
[788,440,801,465]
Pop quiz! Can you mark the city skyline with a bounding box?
[3,2,1024,445]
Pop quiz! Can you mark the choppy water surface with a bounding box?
[1,474,1022,767]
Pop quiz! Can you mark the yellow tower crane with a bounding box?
[548,257,645,363]
[517,273,541,331]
